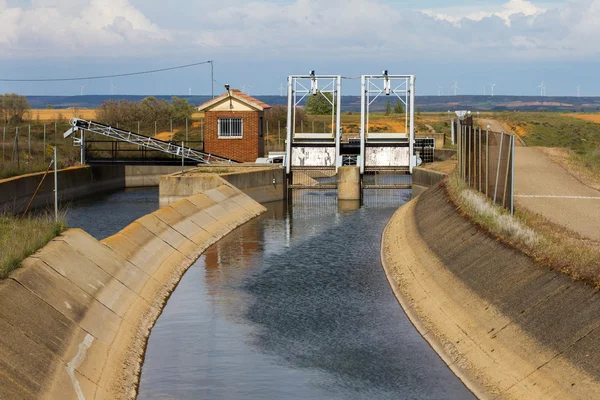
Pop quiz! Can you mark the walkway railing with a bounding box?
[457,125,515,214]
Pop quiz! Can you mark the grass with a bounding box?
[0,213,66,279]
[490,112,600,176]
[446,170,600,287]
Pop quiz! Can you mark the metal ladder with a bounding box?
[64,118,234,164]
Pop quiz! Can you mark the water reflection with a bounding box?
[138,194,473,400]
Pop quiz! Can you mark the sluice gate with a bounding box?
[286,71,416,199]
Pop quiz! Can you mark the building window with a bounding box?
[218,118,243,138]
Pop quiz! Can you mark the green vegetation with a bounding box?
[493,112,600,175]
[96,96,195,127]
[305,91,333,115]
[0,214,66,279]
[0,93,30,124]
[385,99,391,115]
[447,171,600,287]
[394,100,404,114]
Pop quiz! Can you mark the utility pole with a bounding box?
[53,147,58,222]
[210,60,215,99]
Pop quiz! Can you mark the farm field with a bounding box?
[29,108,97,121]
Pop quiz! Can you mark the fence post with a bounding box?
[511,135,515,215]
[493,132,504,205]
[15,127,20,168]
[138,121,140,134]
[485,127,489,198]
[170,119,173,140]
[451,119,455,145]
[503,134,513,210]
[201,119,204,144]
[155,121,157,136]
[468,126,472,186]
[28,124,31,165]
[312,120,314,132]
[2,126,5,163]
[266,120,269,136]
[478,127,482,192]
[278,120,281,147]
[181,141,185,174]
[43,124,46,161]
[53,147,58,222]
[54,121,57,145]
[457,125,461,178]
[186,118,188,142]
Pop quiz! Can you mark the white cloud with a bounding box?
[422,0,546,26]
[0,0,171,58]
[0,0,599,61]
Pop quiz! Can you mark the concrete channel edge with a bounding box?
[0,176,267,400]
[381,180,600,399]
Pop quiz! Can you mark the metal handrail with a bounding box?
[65,118,234,164]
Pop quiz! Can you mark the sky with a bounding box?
[0,0,598,97]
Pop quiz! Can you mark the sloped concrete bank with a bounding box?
[0,165,193,214]
[0,177,266,400]
[381,185,600,399]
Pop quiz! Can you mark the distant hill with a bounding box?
[27,95,600,113]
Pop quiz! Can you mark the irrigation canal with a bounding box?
[66,188,473,399]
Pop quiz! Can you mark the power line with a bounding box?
[0,61,213,82]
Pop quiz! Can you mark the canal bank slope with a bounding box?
[382,185,600,399]
[0,178,266,400]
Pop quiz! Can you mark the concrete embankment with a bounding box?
[0,176,266,399]
[382,185,600,399]
[0,165,191,214]
[159,165,286,206]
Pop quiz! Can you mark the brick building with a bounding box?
[198,89,271,163]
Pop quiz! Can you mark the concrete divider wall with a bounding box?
[0,165,196,214]
[160,166,286,206]
[382,185,600,399]
[0,182,266,400]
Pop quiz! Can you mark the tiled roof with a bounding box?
[197,89,271,111]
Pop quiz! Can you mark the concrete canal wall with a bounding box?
[382,185,600,399]
[0,165,192,214]
[0,178,266,399]
[159,165,286,206]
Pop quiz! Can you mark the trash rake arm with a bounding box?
[65,118,234,164]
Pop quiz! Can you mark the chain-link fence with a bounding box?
[457,125,515,213]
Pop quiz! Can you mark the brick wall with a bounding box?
[204,111,265,162]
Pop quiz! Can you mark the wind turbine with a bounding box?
[189,87,192,96]
[80,85,87,96]
[538,82,546,97]
[451,81,459,96]
[577,85,581,98]
[279,82,285,97]
[490,83,496,97]
[110,81,117,95]
[438,86,443,96]
[246,86,252,96]
[484,85,487,96]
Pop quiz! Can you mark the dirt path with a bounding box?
[514,147,600,241]
[478,118,526,146]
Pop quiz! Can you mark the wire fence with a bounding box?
[457,125,515,214]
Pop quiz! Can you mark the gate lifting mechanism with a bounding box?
[285,71,417,183]
[361,72,416,174]
[64,118,234,164]
[285,72,342,175]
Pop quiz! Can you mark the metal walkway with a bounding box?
[65,118,234,164]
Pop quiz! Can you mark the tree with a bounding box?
[385,99,391,115]
[1,94,30,124]
[417,106,422,116]
[394,99,404,114]
[171,96,195,121]
[305,91,333,115]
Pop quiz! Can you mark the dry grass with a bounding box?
[567,113,600,124]
[0,213,66,279]
[446,171,600,287]
[30,108,96,121]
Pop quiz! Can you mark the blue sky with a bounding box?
[0,0,598,97]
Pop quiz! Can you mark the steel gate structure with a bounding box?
[286,72,342,191]
[286,71,416,197]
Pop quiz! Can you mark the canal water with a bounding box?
[65,187,159,240]
[136,190,474,399]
